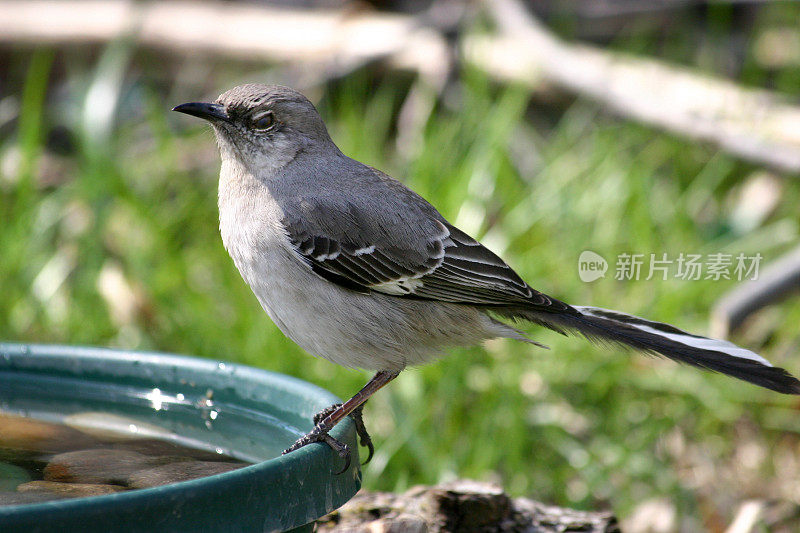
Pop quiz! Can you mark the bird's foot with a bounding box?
[313,403,374,464]
[283,371,398,474]
[282,402,373,474]
[283,425,352,474]
[282,426,350,475]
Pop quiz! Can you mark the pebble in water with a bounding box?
[17,480,126,497]
[0,462,31,492]
[0,413,101,455]
[128,461,245,489]
[44,449,193,485]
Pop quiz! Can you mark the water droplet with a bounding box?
[145,388,164,411]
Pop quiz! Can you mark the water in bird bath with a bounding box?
[0,412,252,505]
[0,366,300,505]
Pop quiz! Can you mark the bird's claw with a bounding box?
[348,404,375,464]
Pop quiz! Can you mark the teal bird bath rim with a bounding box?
[0,343,361,533]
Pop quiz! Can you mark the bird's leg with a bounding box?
[313,402,375,464]
[283,370,399,473]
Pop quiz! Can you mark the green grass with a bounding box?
[2,5,800,526]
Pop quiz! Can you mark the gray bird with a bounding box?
[174,84,800,470]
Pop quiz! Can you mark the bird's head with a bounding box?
[173,84,334,174]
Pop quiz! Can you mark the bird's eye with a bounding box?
[251,112,275,130]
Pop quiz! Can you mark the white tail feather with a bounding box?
[575,306,773,368]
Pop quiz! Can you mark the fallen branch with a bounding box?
[0,0,451,87]
[711,245,800,337]
[467,0,800,174]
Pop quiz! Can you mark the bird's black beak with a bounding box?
[172,102,230,122]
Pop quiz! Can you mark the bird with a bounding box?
[173,84,800,471]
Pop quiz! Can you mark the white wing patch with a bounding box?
[364,223,448,295]
[371,277,424,295]
[312,250,341,261]
[353,245,376,256]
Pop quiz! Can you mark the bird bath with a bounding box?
[0,343,361,532]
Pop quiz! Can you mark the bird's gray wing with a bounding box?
[282,203,569,312]
[414,222,569,310]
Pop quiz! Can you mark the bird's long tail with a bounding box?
[519,305,800,394]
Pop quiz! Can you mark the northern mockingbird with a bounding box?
[174,84,800,470]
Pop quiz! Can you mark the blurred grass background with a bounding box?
[2,1,800,529]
